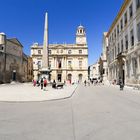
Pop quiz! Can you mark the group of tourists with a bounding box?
[84,79,103,86]
[84,77,124,91]
[33,78,47,90]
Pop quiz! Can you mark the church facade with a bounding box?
[0,33,33,83]
[31,25,88,83]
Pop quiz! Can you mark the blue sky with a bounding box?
[0,0,124,65]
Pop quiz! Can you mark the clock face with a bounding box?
[76,37,86,44]
[77,37,83,43]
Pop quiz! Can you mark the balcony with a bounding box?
[117,52,126,58]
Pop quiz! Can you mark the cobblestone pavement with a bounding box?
[0,84,140,140]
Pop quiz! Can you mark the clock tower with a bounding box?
[76,25,87,45]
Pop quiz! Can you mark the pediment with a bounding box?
[8,38,23,47]
[55,45,65,48]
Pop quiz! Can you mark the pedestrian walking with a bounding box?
[33,79,36,87]
[52,80,56,89]
[88,80,90,86]
[119,78,124,91]
[84,80,87,86]
[40,78,44,90]
[43,78,47,91]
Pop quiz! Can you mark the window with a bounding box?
[68,50,72,54]
[118,43,120,54]
[48,50,51,55]
[79,50,82,54]
[57,59,62,68]
[132,58,138,75]
[68,61,72,67]
[120,19,123,30]
[125,35,128,50]
[137,22,140,42]
[37,61,41,69]
[38,50,41,54]
[129,4,133,18]
[0,45,4,51]
[79,61,82,68]
[114,29,116,39]
[115,46,116,57]
[61,49,63,53]
[130,29,134,46]
[117,25,119,35]
[112,33,114,41]
[121,40,124,52]
[136,0,140,9]
[124,12,127,25]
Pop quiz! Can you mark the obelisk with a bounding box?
[42,12,49,69]
[40,12,51,80]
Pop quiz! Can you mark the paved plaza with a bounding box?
[0,84,140,140]
[0,83,77,102]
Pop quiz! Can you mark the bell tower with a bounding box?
[76,25,87,45]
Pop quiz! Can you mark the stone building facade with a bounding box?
[0,33,33,83]
[31,25,88,83]
[98,32,109,83]
[89,61,100,80]
[106,0,140,86]
[27,57,33,82]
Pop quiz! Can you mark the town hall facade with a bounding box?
[31,25,88,83]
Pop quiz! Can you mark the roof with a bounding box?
[78,25,84,28]
[7,38,23,48]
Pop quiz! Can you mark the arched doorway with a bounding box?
[57,74,62,82]
[67,74,72,84]
[12,70,16,81]
[78,74,83,82]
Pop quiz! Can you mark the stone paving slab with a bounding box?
[0,83,78,102]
